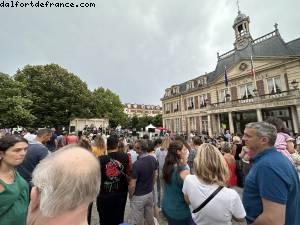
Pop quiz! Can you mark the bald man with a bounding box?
[27,145,100,225]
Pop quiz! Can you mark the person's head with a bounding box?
[36,128,52,143]
[27,146,100,224]
[243,122,277,153]
[194,143,229,186]
[106,135,119,150]
[192,136,203,147]
[265,117,288,133]
[232,136,241,144]
[147,140,155,153]
[0,135,28,167]
[94,135,106,150]
[161,136,171,150]
[163,140,188,183]
[117,141,125,153]
[154,138,162,148]
[142,134,149,140]
[128,143,134,150]
[77,137,92,151]
[221,142,231,154]
[175,135,191,151]
[134,139,148,155]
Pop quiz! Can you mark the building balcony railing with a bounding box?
[165,110,170,114]
[174,108,179,112]
[208,89,299,110]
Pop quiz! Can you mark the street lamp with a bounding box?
[291,80,299,90]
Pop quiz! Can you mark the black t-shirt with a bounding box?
[132,155,158,196]
[99,151,129,194]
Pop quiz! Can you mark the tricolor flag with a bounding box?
[250,55,256,78]
[224,66,228,87]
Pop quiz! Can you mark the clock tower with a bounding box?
[233,10,253,50]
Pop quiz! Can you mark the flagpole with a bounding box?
[250,55,257,89]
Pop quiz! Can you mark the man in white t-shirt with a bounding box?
[296,134,300,151]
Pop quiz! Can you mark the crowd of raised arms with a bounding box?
[0,117,300,225]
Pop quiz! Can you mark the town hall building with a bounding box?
[161,10,300,136]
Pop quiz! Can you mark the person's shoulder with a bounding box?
[184,174,196,183]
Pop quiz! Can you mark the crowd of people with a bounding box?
[0,117,300,225]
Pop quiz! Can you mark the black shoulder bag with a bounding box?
[192,186,224,213]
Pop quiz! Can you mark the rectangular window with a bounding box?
[219,89,230,102]
[165,103,171,113]
[187,97,194,110]
[189,117,196,131]
[239,83,254,99]
[173,101,180,112]
[199,94,207,107]
[201,116,208,132]
[174,118,181,132]
[267,76,282,94]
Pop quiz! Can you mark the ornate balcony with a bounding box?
[208,89,299,111]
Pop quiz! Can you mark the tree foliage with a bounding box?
[0,73,36,127]
[1,64,161,130]
[14,64,93,127]
[91,87,127,127]
[124,114,162,130]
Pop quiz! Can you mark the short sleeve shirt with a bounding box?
[183,175,245,225]
[243,147,300,225]
[132,155,157,196]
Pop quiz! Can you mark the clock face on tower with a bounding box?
[236,38,249,50]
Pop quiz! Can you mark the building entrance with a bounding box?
[262,107,293,132]
[232,110,257,135]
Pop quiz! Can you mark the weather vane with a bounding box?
[237,0,240,13]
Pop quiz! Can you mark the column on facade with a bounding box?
[210,114,218,136]
[256,108,263,122]
[163,118,166,130]
[199,116,202,134]
[186,117,190,134]
[228,112,234,134]
[217,114,221,134]
[292,106,300,133]
[207,114,212,137]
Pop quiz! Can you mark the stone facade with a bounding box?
[161,11,300,136]
[124,103,162,117]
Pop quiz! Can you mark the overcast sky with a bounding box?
[1,0,299,105]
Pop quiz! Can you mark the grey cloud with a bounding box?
[0,0,299,105]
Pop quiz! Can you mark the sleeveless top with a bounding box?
[162,165,191,220]
[0,171,29,225]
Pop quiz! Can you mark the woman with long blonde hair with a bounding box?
[183,143,245,225]
[91,135,107,157]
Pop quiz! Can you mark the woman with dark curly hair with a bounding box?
[162,140,194,225]
[0,135,29,225]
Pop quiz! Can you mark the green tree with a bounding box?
[92,87,127,128]
[14,64,93,128]
[0,73,36,127]
[151,114,162,127]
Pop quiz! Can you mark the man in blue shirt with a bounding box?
[242,121,299,225]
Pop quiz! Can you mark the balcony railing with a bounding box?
[208,90,298,110]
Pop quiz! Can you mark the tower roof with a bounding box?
[233,11,249,26]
